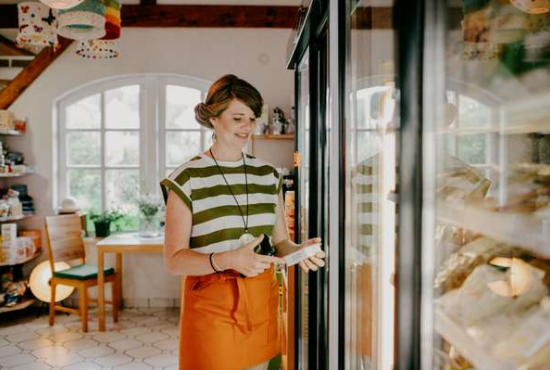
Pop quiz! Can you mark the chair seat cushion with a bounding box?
[53,264,115,281]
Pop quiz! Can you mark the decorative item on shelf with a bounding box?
[270,107,286,135]
[0,111,14,132]
[254,104,269,135]
[18,229,41,251]
[29,260,74,303]
[511,0,550,14]
[76,39,119,59]
[16,2,58,53]
[40,0,84,10]
[57,0,106,41]
[9,185,34,214]
[1,280,28,308]
[89,208,124,237]
[137,193,162,238]
[7,189,23,217]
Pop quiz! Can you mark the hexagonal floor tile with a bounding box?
[32,345,69,359]
[63,338,98,350]
[120,327,151,337]
[6,331,39,343]
[50,331,83,344]
[18,338,54,351]
[42,353,83,368]
[0,353,36,367]
[135,332,169,344]
[0,345,21,358]
[114,362,153,370]
[125,346,161,359]
[78,345,114,359]
[109,339,143,351]
[0,324,28,336]
[11,361,52,370]
[152,339,177,351]
[92,332,126,344]
[143,353,177,367]
[94,353,133,367]
[61,360,102,370]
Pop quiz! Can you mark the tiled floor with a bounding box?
[0,308,180,370]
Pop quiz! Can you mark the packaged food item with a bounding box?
[283,243,322,266]
[436,264,547,326]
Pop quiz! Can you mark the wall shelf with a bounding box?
[0,172,28,178]
[0,250,41,267]
[0,213,34,223]
[0,297,36,314]
[0,129,23,136]
[438,201,550,258]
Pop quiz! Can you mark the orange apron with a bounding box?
[179,266,280,370]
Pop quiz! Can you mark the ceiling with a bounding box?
[0,0,300,4]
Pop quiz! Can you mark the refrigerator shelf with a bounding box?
[438,201,550,258]
[435,309,515,370]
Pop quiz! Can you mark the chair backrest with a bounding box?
[44,214,85,271]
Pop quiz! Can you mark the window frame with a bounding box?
[55,74,210,214]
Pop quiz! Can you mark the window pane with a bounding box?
[166,131,201,166]
[166,86,201,129]
[202,130,213,149]
[66,94,101,129]
[67,132,101,166]
[105,85,140,129]
[68,169,101,212]
[106,131,139,167]
[106,169,140,231]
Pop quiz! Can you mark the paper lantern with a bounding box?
[39,0,84,10]
[29,261,75,303]
[76,39,119,59]
[511,0,550,14]
[102,0,121,40]
[16,2,58,52]
[57,0,105,41]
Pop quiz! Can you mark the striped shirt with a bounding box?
[160,153,282,254]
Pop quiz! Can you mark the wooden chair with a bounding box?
[44,214,119,332]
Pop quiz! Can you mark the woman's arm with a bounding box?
[164,191,284,277]
[272,190,325,272]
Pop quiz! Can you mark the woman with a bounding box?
[160,74,325,370]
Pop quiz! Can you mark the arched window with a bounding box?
[55,74,210,230]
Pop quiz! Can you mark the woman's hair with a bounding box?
[195,75,263,129]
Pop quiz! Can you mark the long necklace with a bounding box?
[209,149,254,246]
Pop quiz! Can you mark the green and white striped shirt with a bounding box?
[160,153,282,254]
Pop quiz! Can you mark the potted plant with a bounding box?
[89,209,124,237]
[137,194,162,237]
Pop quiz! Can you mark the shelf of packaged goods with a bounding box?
[0,213,34,223]
[438,201,550,258]
[251,134,294,140]
[0,297,36,314]
[0,250,41,267]
[435,309,516,370]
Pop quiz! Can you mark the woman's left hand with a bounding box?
[298,237,326,273]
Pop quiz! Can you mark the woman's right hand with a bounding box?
[222,235,286,277]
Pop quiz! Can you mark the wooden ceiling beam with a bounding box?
[0,5,298,29]
[0,37,73,109]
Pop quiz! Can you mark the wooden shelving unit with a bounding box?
[0,129,23,136]
[0,249,40,267]
[0,213,34,223]
[0,298,36,314]
[252,134,295,140]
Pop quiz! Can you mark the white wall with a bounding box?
[7,27,295,304]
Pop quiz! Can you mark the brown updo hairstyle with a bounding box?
[194,74,264,130]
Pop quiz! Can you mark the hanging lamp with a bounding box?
[57,0,106,41]
[76,39,119,59]
[16,2,58,52]
[39,0,84,10]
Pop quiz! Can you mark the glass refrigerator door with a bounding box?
[427,1,550,369]
[297,48,311,369]
[345,1,399,369]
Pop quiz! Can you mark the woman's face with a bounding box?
[210,99,257,150]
